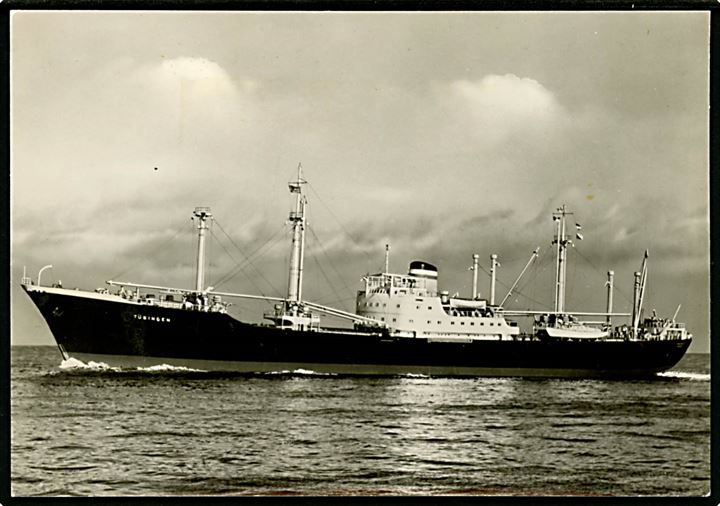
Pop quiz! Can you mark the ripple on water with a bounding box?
[10,347,711,497]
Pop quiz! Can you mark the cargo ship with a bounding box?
[20,166,692,377]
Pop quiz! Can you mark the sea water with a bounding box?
[10,346,710,496]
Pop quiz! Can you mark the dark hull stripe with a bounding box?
[67,352,672,378]
[24,288,692,378]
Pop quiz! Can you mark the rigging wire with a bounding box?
[213,220,265,289]
[476,264,510,290]
[213,234,284,295]
[516,250,550,295]
[306,225,355,309]
[502,287,550,309]
[307,239,346,309]
[475,262,548,309]
[559,245,602,311]
[109,218,193,282]
[567,244,577,302]
[518,252,555,309]
[307,222,355,294]
[572,247,633,305]
[306,182,373,264]
[208,228,270,297]
[211,220,286,295]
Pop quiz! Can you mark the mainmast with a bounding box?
[552,205,572,313]
[192,207,213,292]
[551,205,586,314]
[287,163,308,307]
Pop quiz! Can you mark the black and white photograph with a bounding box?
[10,10,710,497]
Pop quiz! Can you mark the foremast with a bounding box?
[287,164,307,305]
[192,207,213,292]
[264,163,320,330]
[108,164,378,329]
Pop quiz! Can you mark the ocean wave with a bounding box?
[59,357,120,372]
[58,358,206,373]
[136,364,207,373]
[264,369,337,376]
[658,371,710,381]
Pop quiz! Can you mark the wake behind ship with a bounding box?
[21,166,691,377]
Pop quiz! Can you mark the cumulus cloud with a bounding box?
[144,57,244,128]
[11,12,709,348]
[451,74,560,120]
[156,57,235,82]
[13,55,265,228]
[447,74,566,146]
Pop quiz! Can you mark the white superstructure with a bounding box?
[355,260,520,341]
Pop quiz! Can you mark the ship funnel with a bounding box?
[408,261,438,279]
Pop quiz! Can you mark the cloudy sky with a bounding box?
[11,11,709,352]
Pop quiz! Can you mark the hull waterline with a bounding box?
[24,286,691,378]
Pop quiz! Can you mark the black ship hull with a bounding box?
[23,287,691,378]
